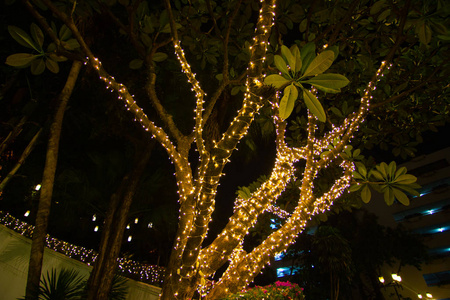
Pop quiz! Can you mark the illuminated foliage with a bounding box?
[2,0,449,299]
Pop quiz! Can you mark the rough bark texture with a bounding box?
[86,140,154,300]
[25,61,82,299]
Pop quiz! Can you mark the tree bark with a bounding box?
[0,127,42,193]
[86,140,154,300]
[0,115,28,156]
[25,61,82,299]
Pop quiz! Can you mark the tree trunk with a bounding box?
[0,127,42,193]
[86,140,154,300]
[0,115,28,156]
[25,61,82,299]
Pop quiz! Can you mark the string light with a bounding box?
[0,211,165,286]
[28,0,392,297]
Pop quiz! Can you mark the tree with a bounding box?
[290,210,428,300]
[2,0,449,299]
[26,61,83,298]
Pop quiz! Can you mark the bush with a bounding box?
[221,281,305,300]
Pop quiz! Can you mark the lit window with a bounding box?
[275,253,284,261]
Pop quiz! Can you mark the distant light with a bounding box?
[126,224,130,229]
[92,214,96,221]
[275,253,283,261]
[426,209,435,215]
[418,294,423,299]
[379,276,385,283]
[148,222,153,228]
[134,218,139,224]
[426,293,432,298]
[94,226,99,232]
[35,184,41,191]
[127,235,132,242]
[24,210,30,217]
[437,227,445,233]
[392,274,402,282]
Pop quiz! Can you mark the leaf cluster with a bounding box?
[264,43,349,121]
[351,161,420,205]
[6,23,80,75]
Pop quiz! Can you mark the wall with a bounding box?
[0,225,161,300]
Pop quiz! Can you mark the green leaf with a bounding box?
[302,50,334,77]
[370,170,385,181]
[388,161,396,179]
[30,23,44,50]
[352,171,364,180]
[376,162,389,178]
[370,0,386,15]
[395,184,420,196]
[377,9,391,22]
[5,53,39,67]
[361,185,371,203]
[330,107,343,118]
[394,166,407,178]
[59,24,72,41]
[393,188,410,205]
[384,187,395,205]
[418,22,432,44]
[153,52,168,62]
[291,45,302,74]
[129,59,144,69]
[48,53,67,62]
[231,86,240,95]
[31,58,45,75]
[45,58,59,73]
[274,55,290,76]
[357,164,367,178]
[238,187,251,200]
[393,174,417,184]
[264,74,291,89]
[160,22,182,34]
[300,42,316,74]
[281,45,295,72]
[349,184,362,192]
[302,89,326,122]
[63,39,80,50]
[279,83,298,119]
[304,73,349,93]
[8,25,40,51]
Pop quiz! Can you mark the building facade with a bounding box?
[367,147,450,300]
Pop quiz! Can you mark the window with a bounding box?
[409,159,449,177]
[423,270,450,287]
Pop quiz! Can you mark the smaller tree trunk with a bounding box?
[25,61,82,299]
[0,127,42,192]
[86,140,154,300]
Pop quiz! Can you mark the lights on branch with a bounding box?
[392,273,402,282]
